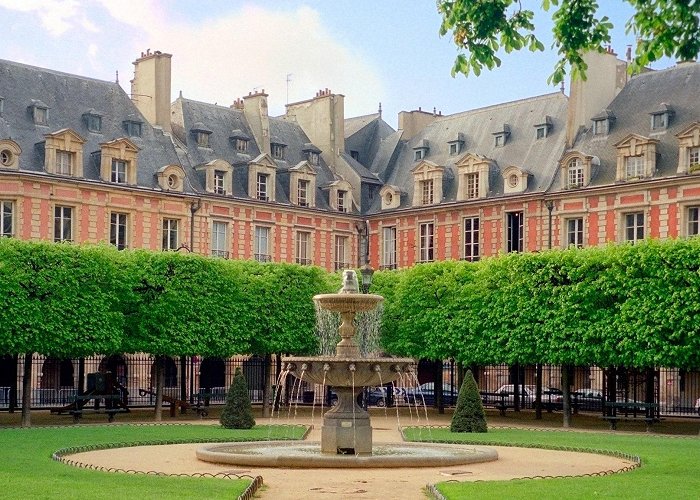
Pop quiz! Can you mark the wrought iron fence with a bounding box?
[0,354,697,418]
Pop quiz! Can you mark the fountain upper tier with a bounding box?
[313,293,384,314]
[284,357,414,387]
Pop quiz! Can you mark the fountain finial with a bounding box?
[338,270,359,294]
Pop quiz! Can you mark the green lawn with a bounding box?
[0,424,306,500]
[403,427,700,499]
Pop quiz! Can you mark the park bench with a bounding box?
[602,401,661,431]
[69,394,129,422]
[480,392,514,416]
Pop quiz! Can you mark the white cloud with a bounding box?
[0,0,82,36]
[116,4,385,117]
[87,43,98,57]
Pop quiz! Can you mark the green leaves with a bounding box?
[438,0,700,84]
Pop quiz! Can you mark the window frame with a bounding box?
[54,205,73,242]
[254,226,271,262]
[110,212,128,250]
[421,179,434,205]
[567,158,584,188]
[256,172,269,201]
[235,138,248,153]
[565,217,584,248]
[624,212,645,243]
[463,216,480,262]
[213,170,226,195]
[295,230,311,265]
[337,190,348,212]
[111,159,127,184]
[162,218,180,251]
[334,235,349,271]
[0,200,14,237]
[465,172,479,199]
[381,226,397,270]
[56,150,72,176]
[625,155,645,179]
[506,211,524,253]
[271,143,285,160]
[211,220,229,258]
[297,178,309,207]
[418,221,435,263]
[33,106,48,125]
[687,206,700,237]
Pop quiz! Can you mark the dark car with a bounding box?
[569,388,604,412]
[329,387,388,407]
[404,383,459,406]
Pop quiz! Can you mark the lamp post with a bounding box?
[360,262,374,294]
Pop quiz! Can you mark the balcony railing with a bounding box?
[334,261,350,271]
[296,258,312,266]
[211,250,229,259]
[379,263,397,270]
[254,253,271,263]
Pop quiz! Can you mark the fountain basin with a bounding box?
[313,293,384,313]
[196,441,498,468]
[283,356,414,387]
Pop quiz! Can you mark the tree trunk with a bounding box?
[262,353,272,418]
[562,364,571,428]
[154,356,164,421]
[535,364,543,420]
[21,353,33,427]
[9,354,18,413]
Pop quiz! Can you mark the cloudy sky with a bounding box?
[0,1,667,128]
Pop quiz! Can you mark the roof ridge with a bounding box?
[439,92,566,121]
[0,58,121,87]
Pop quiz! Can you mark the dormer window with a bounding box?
[413,139,429,162]
[534,116,553,140]
[191,122,212,147]
[350,150,360,161]
[456,153,491,201]
[257,173,269,200]
[650,103,674,131]
[302,143,321,166]
[559,151,594,190]
[290,161,317,208]
[196,159,232,195]
[30,100,49,125]
[676,123,700,175]
[420,179,434,204]
[43,129,86,177]
[214,170,226,194]
[99,138,139,185]
[230,130,250,153]
[0,139,21,170]
[83,110,102,133]
[448,133,465,156]
[379,185,401,210]
[492,124,510,147]
[337,190,348,212]
[123,120,143,137]
[591,109,615,136]
[502,165,530,194]
[614,134,658,181]
[271,143,286,160]
[567,158,584,188]
[111,160,127,184]
[411,160,444,206]
[157,165,186,192]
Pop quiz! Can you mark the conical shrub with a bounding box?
[450,369,487,433]
[220,367,255,429]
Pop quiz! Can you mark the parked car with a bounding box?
[483,384,561,410]
[404,383,459,406]
[329,387,387,407]
[569,388,604,412]
[696,397,700,416]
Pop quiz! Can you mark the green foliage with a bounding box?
[450,370,487,433]
[122,251,251,357]
[220,368,255,429]
[381,239,700,369]
[437,0,700,84]
[0,239,125,357]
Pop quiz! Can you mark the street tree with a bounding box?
[437,0,700,83]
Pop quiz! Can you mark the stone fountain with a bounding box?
[197,270,498,467]
[283,270,414,455]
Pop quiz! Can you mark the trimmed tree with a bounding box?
[451,370,487,433]
[220,368,255,429]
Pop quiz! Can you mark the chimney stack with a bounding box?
[131,49,172,133]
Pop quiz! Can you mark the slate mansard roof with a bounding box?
[0,58,183,190]
[172,97,340,210]
[554,62,700,190]
[367,92,569,213]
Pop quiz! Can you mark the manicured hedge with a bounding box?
[377,239,700,369]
